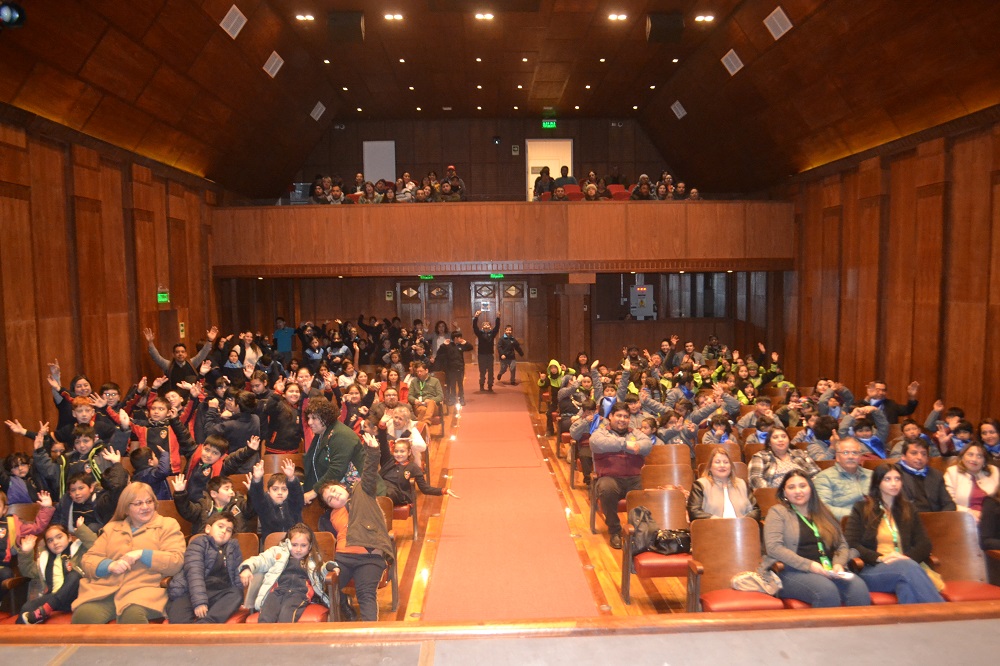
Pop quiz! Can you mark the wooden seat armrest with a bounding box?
[160,576,172,589]
[1,576,28,592]
[686,560,704,612]
[848,557,865,573]
[687,559,704,576]
[986,550,1000,562]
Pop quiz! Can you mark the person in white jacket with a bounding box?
[944,442,999,522]
[239,523,331,622]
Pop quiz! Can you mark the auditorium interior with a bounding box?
[2,0,1000,663]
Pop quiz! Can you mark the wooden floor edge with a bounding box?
[6,601,1000,645]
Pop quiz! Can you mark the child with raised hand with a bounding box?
[31,422,115,499]
[185,434,261,502]
[130,447,173,500]
[165,512,244,624]
[318,430,395,621]
[378,437,459,507]
[247,457,304,540]
[16,517,96,623]
[171,472,254,537]
[238,522,330,623]
[1,489,55,586]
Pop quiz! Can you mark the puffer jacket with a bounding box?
[167,533,243,608]
[239,539,330,611]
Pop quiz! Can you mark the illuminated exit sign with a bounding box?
[489,273,505,279]
[541,120,557,129]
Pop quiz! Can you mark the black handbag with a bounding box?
[650,528,691,555]
[627,506,658,555]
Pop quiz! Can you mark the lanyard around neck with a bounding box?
[882,511,901,553]
[793,507,832,570]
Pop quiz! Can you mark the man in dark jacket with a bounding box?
[863,379,919,424]
[472,311,500,392]
[898,439,955,512]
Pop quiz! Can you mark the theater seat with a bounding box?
[939,580,1000,603]
[919,511,1000,602]
[621,489,691,604]
[700,589,785,612]
[632,551,690,577]
[869,591,899,605]
[244,603,329,623]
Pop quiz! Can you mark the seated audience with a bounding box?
[687,447,759,520]
[748,428,820,489]
[944,442,999,522]
[897,439,956,512]
[814,437,872,520]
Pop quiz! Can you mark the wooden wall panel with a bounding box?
[0,117,217,457]
[785,121,1000,424]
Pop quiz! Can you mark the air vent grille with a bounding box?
[220,5,247,39]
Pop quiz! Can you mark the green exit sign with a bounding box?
[490,273,505,279]
[542,119,557,129]
[419,275,434,280]
[157,291,170,304]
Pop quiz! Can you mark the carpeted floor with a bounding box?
[420,374,598,622]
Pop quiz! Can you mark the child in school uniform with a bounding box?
[247,457,304,539]
[184,434,260,503]
[378,436,458,507]
[50,472,104,535]
[171,474,255,537]
[238,523,330,623]
[130,447,173,501]
[165,512,244,624]
[1,451,45,504]
[16,519,96,623]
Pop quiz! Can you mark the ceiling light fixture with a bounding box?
[408,86,415,90]
[608,13,627,21]
[357,107,363,112]
[416,107,421,111]
[522,57,528,62]
[585,84,591,89]
[475,13,494,20]
[695,15,715,22]
[295,14,314,21]
[649,85,656,89]
[672,58,679,63]
[517,84,522,89]
[477,106,482,110]
[477,85,482,89]
[633,105,638,110]
[476,57,482,62]
[574,105,580,110]
[399,58,405,63]
[342,86,348,90]
[0,2,25,29]
[513,105,518,110]
[384,14,403,20]
[323,59,330,64]
[599,58,606,63]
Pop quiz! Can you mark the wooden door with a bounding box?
[471,280,529,356]
[397,280,453,328]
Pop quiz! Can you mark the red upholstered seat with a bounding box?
[617,499,627,512]
[869,591,898,605]
[781,597,810,609]
[245,603,328,623]
[632,552,691,577]
[940,580,1000,602]
[392,505,411,520]
[0,613,14,624]
[699,589,785,612]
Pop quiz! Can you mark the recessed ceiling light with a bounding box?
[399,58,405,63]
[608,13,627,21]
[323,59,330,64]
[443,106,452,111]
[632,105,638,110]
[513,105,518,110]
[585,84,591,89]
[408,86,414,90]
[522,57,528,62]
[574,105,580,110]
[672,58,679,63]
[679,270,685,274]
[649,85,656,89]
[475,13,494,20]
[416,107,421,111]
[357,107,362,112]
[599,58,606,63]
[477,106,482,110]
[476,57,482,62]
[342,86,348,91]
[384,14,403,20]
[295,14,314,21]
[477,85,482,89]
[695,15,715,22]
[517,84,523,89]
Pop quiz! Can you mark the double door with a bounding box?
[470,280,529,356]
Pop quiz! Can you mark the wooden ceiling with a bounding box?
[1,1,998,195]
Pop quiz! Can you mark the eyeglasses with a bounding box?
[839,450,863,457]
[103,391,120,398]
[129,499,156,508]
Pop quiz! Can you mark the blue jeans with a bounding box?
[859,558,944,604]
[778,568,871,607]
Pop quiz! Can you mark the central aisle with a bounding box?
[420,376,599,622]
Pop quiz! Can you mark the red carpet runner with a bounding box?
[420,374,599,622]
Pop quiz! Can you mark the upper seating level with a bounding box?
[211,201,794,278]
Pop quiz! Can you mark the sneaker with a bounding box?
[21,606,49,624]
[610,533,623,550]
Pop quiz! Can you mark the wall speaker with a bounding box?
[328,11,364,43]
[646,13,684,44]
